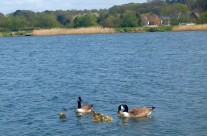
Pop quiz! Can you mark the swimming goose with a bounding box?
[118,104,155,118]
[76,97,93,113]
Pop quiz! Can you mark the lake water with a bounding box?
[0,31,207,136]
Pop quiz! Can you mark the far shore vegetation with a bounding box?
[0,0,207,37]
[32,27,115,36]
[172,24,207,31]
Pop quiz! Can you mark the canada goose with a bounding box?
[76,97,93,113]
[59,112,67,119]
[118,104,155,118]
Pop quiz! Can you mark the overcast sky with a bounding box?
[0,0,146,14]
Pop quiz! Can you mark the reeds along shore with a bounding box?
[172,24,207,31]
[32,27,115,36]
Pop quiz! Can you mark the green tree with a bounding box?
[100,14,121,28]
[56,14,72,27]
[0,12,5,25]
[120,11,139,27]
[8,10,42,29]
[73,16,82,27]
[74,14,97,27]
[0,13,5,31]
[2,15,28,31]
[109,3,141,15]
[161,3,189,16]
[174,3,189,13]
[200,11,207,24]
[137,2,165,15]
[36,14,60,28]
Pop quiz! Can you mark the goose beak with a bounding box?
[118,111,122,117]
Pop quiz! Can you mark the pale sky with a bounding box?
[0,0,146,14]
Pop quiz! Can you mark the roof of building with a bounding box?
[161,16,171,20]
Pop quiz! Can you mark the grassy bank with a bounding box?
[173,24,207,31]
[116,26,173,33]
[1,25,207,37]
[33,26,170,36]
[0,31,32,37]
[32,27,115,36]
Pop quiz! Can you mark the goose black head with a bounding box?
[118,104,128,113]
[78,97,82,101]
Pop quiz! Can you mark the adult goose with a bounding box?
[118,104,155,118]
[76,97,93,113]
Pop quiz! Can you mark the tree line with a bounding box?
[0,0,207,31]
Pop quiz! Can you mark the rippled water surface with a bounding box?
[0,32,207,136]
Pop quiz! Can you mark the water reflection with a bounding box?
[118,116,154,127]
[76,115,82,125]
[75,112,93,125]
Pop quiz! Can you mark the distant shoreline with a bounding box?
[1,25,207,37]
[32,27,115,36]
